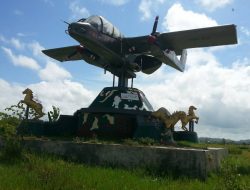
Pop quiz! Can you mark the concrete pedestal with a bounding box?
[21,139,227,179]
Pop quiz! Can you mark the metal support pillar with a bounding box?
[118,73,128,88]
[113,75,115,87]
[189,120,194,132]
[25,106,30,120]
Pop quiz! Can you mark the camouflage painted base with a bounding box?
[17,87,174,144]
[173,131,199,143]
[17,112,172,143]
[133,115,174,143]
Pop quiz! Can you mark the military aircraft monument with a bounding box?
[18,15,237,143]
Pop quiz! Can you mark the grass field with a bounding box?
[0,139,249,190]
[1,111,249,189]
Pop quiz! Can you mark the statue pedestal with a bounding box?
[173,131,198,143]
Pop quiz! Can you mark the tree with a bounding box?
[48,106,60,122]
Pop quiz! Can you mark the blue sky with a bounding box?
[0,0,250,140]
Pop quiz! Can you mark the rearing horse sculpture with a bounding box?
[152,106,199,131]
[180,105,199,126]
[18,88,45,119]
[152,108,187,130]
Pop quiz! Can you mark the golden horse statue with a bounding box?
[18,88,45,119]
[180,106,199,126]
[152,108,187,130]
[152,106,199,131]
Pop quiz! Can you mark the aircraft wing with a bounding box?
[42,45,134,77]
[125,24,237,55]
[158,24,237,55]
[42,45,111,72]
[43,44,123,66]
[42,45,85,62]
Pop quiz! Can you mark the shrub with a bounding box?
[219,157,247,190]
[0,137,23,162]
[48,106,60,122]
[123,138,140,146]
[0,112,20,138]
[228,146,243,155]
[0,109,23,162]
[137,137,156,146]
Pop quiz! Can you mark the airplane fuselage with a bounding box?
[69,19,124,54]
[68,19,135,79]
[43,15,237,87]
[67,16,190,78]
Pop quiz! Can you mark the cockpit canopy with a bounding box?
[78,15,124,38]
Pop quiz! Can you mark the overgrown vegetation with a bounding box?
[0,110,250,189]
[5,103,39,120]
[71,136,161,146]
[0,109,24,163]
[48,106,60,122]
[0,112,20,137]
[0,143,249,190]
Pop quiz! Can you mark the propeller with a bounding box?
[148,16,159,44]
[61,19,70,34]
[60,19,70,25]
[151,16,159,35]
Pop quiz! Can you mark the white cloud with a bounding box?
[240,26,250,37]
[0,36,91,115]
[139,0,166,21]
[10,38,25,50]
[0,79,24,110]
[28,80,94,115]
[1,47,40,70]
[39,61,72,81]
[137,50,250,140]
[0,35,26,50]
[196,0,233,12]
[0,79,94,115]
[101,0,129,6]
[136,3,247,140]
[27,41,45,57]
[162,3,218,32]
[0,34,7,43]
[17,33,26,37]
[42,0,54,6]
[1,34,45,58]
[69,1,90,20]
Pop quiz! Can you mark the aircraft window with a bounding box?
[100,16,123,38]
[78,18,86,22]
[113,26,121,38]
[101,17,113,36]
[85,16,102,31]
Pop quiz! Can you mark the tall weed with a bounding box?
[219,157,248,190]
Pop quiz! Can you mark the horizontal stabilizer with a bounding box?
[158,24,237,55]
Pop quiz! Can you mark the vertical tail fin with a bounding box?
[180,49,187,71]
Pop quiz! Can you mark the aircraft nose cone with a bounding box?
[68,23,76,33]
[68,22,86,34]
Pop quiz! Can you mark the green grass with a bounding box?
[0,141,250,190]
[1,110,249,189]
[0,153,214,190]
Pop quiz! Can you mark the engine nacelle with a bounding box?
[134,55,162,74]
[125,54,162,74]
